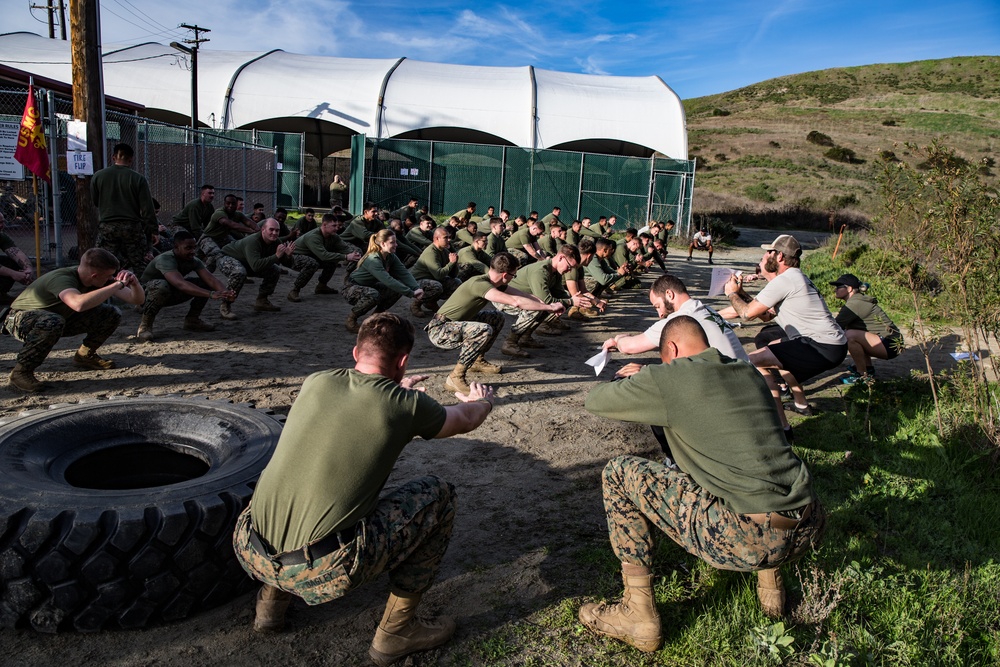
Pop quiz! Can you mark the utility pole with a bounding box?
[70,0,104,252]
[170,24,210,130]
[30,2,56,38]
[58,0,67,40]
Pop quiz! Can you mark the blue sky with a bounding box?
[7,0,999,99]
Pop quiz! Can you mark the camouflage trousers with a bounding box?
[425,310,505,367]
[197,236,232,272]
[96,222,148,274]
[457,263,486,282]
[142,278,210,320]
[343,282,403,317]
[585,275,627,298]
[490,300,550,335]
[217,255,279,299]
[416,279,445,305]
[233,475,456,605]
[506,248,536,268]
[288,255,320,290]
[5,304,121,371]
[602,455,824,572]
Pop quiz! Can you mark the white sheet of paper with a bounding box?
[708,267,739,296]
[585,348,610,376]
[950,351,981,361]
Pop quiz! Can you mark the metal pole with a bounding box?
[427,140,434,213]
[58,0,67,40]
[191,46,198,131]
[46,89,62,265]
[576,152,585,220]
[499,146,506,213]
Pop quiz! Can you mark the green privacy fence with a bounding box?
[350,136,695,233]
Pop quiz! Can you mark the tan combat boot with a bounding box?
[254,297,281,312]
[72,345,115,370]
[500,332,529,358]
[535,322,562,336]
[314,283,338,295]
[286,288,301,302]
[8,364,47,392]
[756,568,786,618]
[136,313,155,342]
[219,301,237,320]
[369,590,456,667]
[443,363,470,394]
[578,571,662,652]
[518,333,545,349]
[253,585,293,633]
[470,355,502,374]
[550,316,571,331]
[567,306,585,320]
[346,312,361,333]
[410,300,427,318]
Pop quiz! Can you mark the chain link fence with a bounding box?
[352,135,695,232]
[1,85,304,266]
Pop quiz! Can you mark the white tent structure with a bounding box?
[0,32,687,160]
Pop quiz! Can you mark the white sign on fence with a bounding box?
[0,121,25,180]
[67,150,94,175]
[67,120,87,151]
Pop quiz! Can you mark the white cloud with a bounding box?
[576,56,609,75]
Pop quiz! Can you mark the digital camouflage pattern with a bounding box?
[603,455,824,572]
[490,300,549,335]
[416,279,444,304]
[5,304,121,371]
[234,476,456,605]
[425,310,504,366]
[217,255,279,298]
[96,222,148,274]
[343,282,400,316]
[142,277,209,319]
[198,236,230,272]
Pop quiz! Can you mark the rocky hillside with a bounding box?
[683,56,1000,227]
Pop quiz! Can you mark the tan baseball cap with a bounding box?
[760,234,802,258]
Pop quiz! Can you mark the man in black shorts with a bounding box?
[724,235,847,437]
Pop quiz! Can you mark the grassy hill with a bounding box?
[683,56,1000,228]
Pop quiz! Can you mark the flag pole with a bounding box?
[32,173,41,275]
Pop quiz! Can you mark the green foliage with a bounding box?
[751,622,796,663]
[807,131,835,147]
[712,107,731,117]
[826,193,859,209]
[744,182,777,202]
[733,155,806,172]
[882,118,898,126]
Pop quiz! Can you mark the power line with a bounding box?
[108,0,184,39]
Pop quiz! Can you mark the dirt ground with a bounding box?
[0,228,969,666]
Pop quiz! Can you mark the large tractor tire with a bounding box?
[0,397,282,632]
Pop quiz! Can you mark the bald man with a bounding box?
[580,315,824,651]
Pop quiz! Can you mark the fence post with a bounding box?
[576,152,585,220]
[45,88,61,265]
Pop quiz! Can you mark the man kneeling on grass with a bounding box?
[580,315,824,652]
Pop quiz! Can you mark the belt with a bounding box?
[745,502,812,531]
[248,524,357,566]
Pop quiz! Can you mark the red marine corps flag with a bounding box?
[13,84,51,183]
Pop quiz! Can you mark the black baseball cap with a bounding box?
[830,273,862,289]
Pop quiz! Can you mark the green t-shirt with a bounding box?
[505,226,539,251]
[11,266,99,319]
[0,232,16,252]
[90,164,157,233]
[538,235,563,257]
[203,208,251,242]
[251,369,447,552]
[484,233,506,258]
[508,259,571,307]
[454,229,476,247]
[436,273,506,321]
[585,348,815,515]
[293,227,354,263]
[406,227,433,249]
[412,245,457,282]
[457,246,489,275]
[171,198,215,236]
[222,232,290,274]
[835,294,900,338]
[141,251,206,283]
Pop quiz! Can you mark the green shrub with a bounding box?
[768,140,781,148]
[882,119,898,126]
[807,130,835,147]
[827,193,860,209]
[714,153,728,162]
[879,150,900,162]
[825,145,859,163]
[744,182,777,202]
[711,107,731,117]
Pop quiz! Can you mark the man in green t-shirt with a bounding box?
[293,213,363,295]
[456,233,491,281]
[3,248,145,392]
[504,219,546,266]
[494,245,592,355]
[137,230,235,341]
[410,227,461,316]
[426,252,564,393]
[579,316,825,652]
[233,313,495,664]
[198,194,259,270]
[0,211,36,302]
[170,184,215,236]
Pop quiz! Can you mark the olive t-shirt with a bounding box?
[251,369,447,553]
[436,274,506,322]
[140,252,206,283]
[11,266,97,319]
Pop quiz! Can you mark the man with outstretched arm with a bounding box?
[426,252,564,393]
[234,313,495,666]
[579,316,824,652]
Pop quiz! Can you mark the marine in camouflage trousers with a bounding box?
[142,277,210,320]
[602,455,824,572]
[425,310,504,367]
[217,256,283,299]
[490,299,551,336]
[233,475,456,605]
[4,304,121,371]
[96,222,148,274]
[343,283,402,317]
[506,247,536,267]
[197,236,232,272]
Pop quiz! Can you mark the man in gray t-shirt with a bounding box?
[723,234,847,434]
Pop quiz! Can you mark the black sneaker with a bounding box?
[783,402,814,416]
